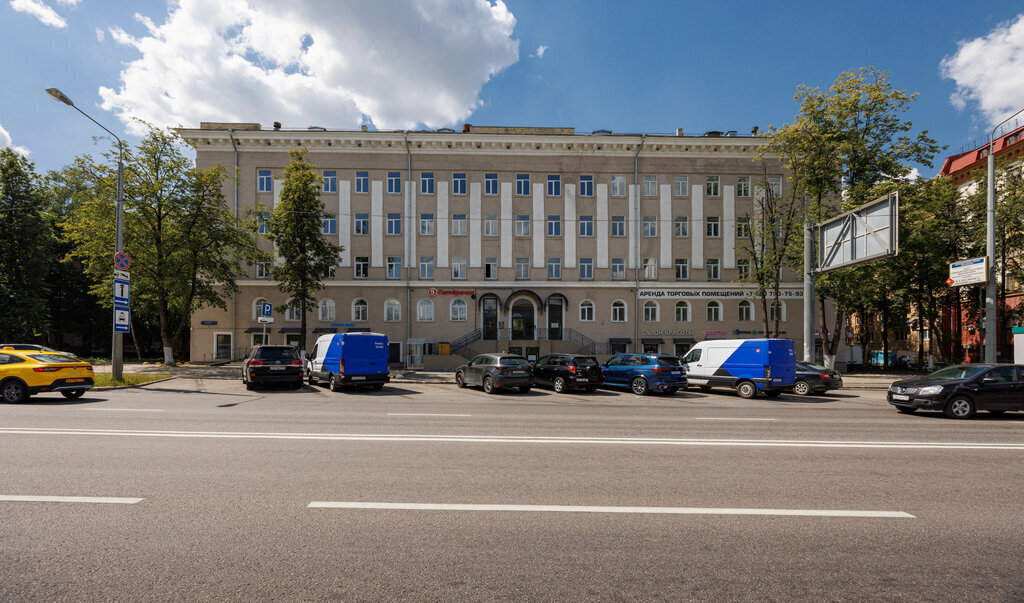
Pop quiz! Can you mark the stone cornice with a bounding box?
[178,128,773,160]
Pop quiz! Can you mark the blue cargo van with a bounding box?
[305,332,390,391]
[680,338,796,399]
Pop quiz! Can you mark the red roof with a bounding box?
[941,125,1024,178]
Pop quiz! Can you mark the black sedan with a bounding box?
[887,363,1024,419]
[242,345,304,389]
[455,353,533,394]
[790,362,843,395]
[531,354,603,393]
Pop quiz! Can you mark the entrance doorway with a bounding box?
[548,300,563,341]
[214,333,232,360]
[511,300,535,340]
[482,298,498,340]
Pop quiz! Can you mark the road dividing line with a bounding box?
[695,418,777,422]
[0,495,143,504]
[83,408,166,413]
[307,501,914,519]
[387,413,472,417]
[1,428,1023,450]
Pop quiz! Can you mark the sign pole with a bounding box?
[803,197,816,364]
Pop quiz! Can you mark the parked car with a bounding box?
[789,362,844,395]
[0,347,94,402]
[681,338,795,399]
[531,354,603,393]
[888,363,1024,419]
[242,345,304,390]
[455,353,532,394]
[0,343,78,358]
[601,353,687,395]
[306,332,390,391]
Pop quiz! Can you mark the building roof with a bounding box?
[940,125,1024,181]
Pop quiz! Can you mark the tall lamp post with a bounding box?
[46,87,125,381]
[985,107,1024,363]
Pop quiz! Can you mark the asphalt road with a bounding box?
[2,379,1023,601]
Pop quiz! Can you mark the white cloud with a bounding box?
[9,0,67,28]
[536,44,547,58]
[940,13,1024,127]
[56,0,79,5]
[99,0,520,134]
[95,27,104,42]
[0,123,32,156]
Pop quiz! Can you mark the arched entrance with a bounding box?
[511,300,536,340]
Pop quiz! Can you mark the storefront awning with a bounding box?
[673,337,696,343]
[279,327,301,334]
[641,338,664,344]
[407,338,426,345]
[609,338,632,343]
[244,327,268,333]
[346,327,371,333]
[312,327,337,334]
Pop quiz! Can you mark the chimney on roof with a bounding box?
[273,121,281,130]
[462,124,472,133]
[361,125,368,132]
[676,128,684,136]
[751,126,759,136]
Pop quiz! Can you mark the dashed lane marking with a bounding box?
[0,495,143,504]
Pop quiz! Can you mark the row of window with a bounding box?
[257,255,749,281]
[257,170,783,199]
[253,297,786,324]
[272,213,764,239]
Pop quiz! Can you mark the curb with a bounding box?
[91,376,177,391]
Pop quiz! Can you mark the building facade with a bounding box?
[180,124,808,367]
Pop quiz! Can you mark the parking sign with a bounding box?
[260,302,272,318]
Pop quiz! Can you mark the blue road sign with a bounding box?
[114,279,130,306]
[260,301,273,317]
[114,306,130,333]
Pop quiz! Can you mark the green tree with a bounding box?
[764,67,942,361]
[63,124,262,363]
[265,148,343,352]
[0,149,52,340]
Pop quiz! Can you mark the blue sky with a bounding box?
[3,0,1024,176]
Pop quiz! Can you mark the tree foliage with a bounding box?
[62,124,262,363]
[265,148,342,352]
[0,149,52,340]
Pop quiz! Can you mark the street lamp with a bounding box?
[46,87,125,381]
[985,107,1024,363]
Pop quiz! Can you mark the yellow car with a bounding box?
[0,347,95,403]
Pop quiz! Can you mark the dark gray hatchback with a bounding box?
[455,353,533,394]
[887,363,1024,419]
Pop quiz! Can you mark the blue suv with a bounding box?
[601,353,687,395]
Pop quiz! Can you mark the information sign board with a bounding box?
[949,257,987,287]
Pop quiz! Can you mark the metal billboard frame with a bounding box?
[817,192,899,273]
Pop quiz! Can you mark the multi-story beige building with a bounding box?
[180,124,807,368]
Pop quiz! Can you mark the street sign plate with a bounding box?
[949,257,987,287]
[113,279,130,306]
[114,269,130,281]
[260,302,273,318]
[114,252,131,270]
[114,306,130,333]
[258,316,275,324]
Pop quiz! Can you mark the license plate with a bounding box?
[270,366,285,371]
[351,376,365,381]
[892,394,910,401]
[66,378,84,383]
[671,371,680,376]
[512,371,525,375]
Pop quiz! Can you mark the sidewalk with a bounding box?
[95,363,910,389]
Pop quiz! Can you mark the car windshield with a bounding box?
[574,357,598,367]
[926,365,988,380]
[27,353,81,363]
[656,356,682,367]
[257,348,299,360]
[499,357,530,367]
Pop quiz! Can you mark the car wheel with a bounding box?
[553,377,566,393]
[1,380,27,403]
[631,377,649,395]
[292,380,303,389]
[896,406,917,414]
[519,386,531,393]
[61,389,85,400]
[329,374,342,392]
[793,380,811,396]
[699,386,712,393]
[245,378,255,391]
[483,376,495,394]
[737,381,757,399]
[944,396,975,419]
[455,372,467,388]
[663,387,678,394]
[371,383,384,391]
[308,372,317,386]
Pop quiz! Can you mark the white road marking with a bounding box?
[83,408,166,412]
[1,427,1023,450]
[307,501,914,519]
[0,495,143,504]
[696,418,777,422]
[387,413,472,417]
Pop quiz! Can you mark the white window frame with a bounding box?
[322,171,337,193]
[643,175,657,197]
[420,213,435,236]
[354,257,369,279]
[579,300,595,322]
[452,173,467,195]
[579,258,594,280]
[387,172,401,194]
[611,175,626,197]
[318,299,335,322]
[355,171,369,194]
[706,217,720,238]
[579,175,593,197]
[643,300,659,322]
[516,174,530,196]
[611,258,625,280]
[705,176,720,197]
[611,216,625,237]
[484,215,498,237]
[674,176,688,197]
[675,301,690,322]
[257,170,272,192]
[387,256,402,280]
[737,176,750,197]
[547,257,561,280]
[707,301,722,322]
[450,299,468,322]
[452,214,467,236]
[643,216,657,237]
[674,216,689,238]
[485,257,498,279]
[738,300,754,322]
[352,299,368,322]
[452,257,467,280]
[417,299,434,322]
[385,299,402,322]
[674,258,689,280]
[611,300,628,323]
[515,258,530,279]
[547,174,561,197]
[484,173,498,196]
[420,257,434,280]
[579,215,594,237]
[515,215,530,237]
[707,258,720,280]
